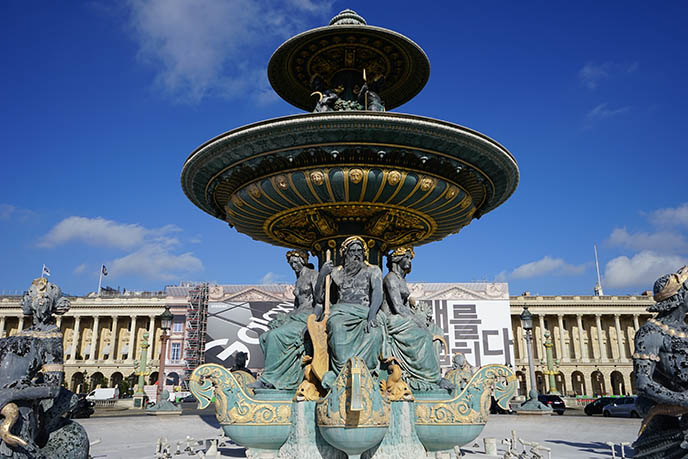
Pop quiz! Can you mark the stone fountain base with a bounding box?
[249,401,451,459]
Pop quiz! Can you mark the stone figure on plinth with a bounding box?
[251,250,319,390]
[633,266,688,458]
[382,247,453,391]
[0,278,89,458]
[316,236,384,379]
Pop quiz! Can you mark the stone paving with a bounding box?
[80,412,640,458]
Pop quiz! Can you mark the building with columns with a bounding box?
[510,293,654,398]
[0,282,656,399]
[0,288,189,393]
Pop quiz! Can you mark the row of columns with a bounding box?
[4,314,162,363]
[71,314,157,363]
[522,368,633,397]
[516,313,643,364]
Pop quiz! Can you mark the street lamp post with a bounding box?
[521,306,537,397]
[156,306,174,405]
[133,332,153,408]
[517,306,552,414]
[542,330,560,394]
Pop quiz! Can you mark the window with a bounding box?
[170,342,181,362]
[173,321,183,333]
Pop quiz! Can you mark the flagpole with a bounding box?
[98,264,104,297]
[41,264,45,279]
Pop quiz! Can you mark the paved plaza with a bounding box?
[81,411,639,458]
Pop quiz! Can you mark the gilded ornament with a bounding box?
[388,170,402,186]
[389,246,415,258]
[276,175,289,190]
[654,265,688,301]
[380,358,414,401]
[415,364,516,426]
[247,183,262,199]
[316,357,390,428]
[446,185,458,200]
[189,364,291,426]
[310,170,325,186]
[231,194,244,207]
[648,318,688,338]
[420,177,434,192]
[349,168,364,184]
[40,363,64,372]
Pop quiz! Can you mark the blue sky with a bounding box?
[1,1,686,296]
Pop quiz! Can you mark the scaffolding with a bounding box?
[184,283,209,385]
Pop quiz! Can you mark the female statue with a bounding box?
[0,278,89,458]
[382,247,453,391]
[251,250,319,390]
[633,266,688,457]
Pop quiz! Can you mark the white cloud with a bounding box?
[608,227,688,253]
[110,244,203,280]
[260,272,284,284]
[126,0,333,103]
[38,216,181,249]
[0,204,16,220]
[578,61,639,90]
[604,250,688,289]
[0,204,36,221]
[39,216,203,281]
[650,202,688,228]
[586,103,630,120]
[578,62,611,90]
[496,256,586,280]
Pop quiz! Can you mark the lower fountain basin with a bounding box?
[318,426,388,457]
[415,424,485,452]
[221,424,291,451]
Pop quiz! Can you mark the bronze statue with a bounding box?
[633,266,688,457]
[446,353,475,393]
[310,74,341,113]
[382,247,453,391]
[357,71,385,111]
[0,278,89,458]
[316,236,384,379]
[250,250,318,390]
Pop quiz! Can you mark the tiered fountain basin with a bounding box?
[181,112,518,263]
[189,362,516,458]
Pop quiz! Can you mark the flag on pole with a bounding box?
[41,264,51,277]
[102,264,108,276]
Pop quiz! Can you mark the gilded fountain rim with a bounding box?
[181,111,519,221]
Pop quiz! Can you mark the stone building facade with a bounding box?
[510,293,654,398]
[0,283,656,398]
[0,289,189,393]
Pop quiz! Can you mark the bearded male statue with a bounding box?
[315,236,384,379]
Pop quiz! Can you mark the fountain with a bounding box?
[184,9,519,459]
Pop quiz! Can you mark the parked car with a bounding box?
[602,396,640,418]
[85,387,119,401]
[584,397,616,416]
[66,394,95,419]
[537,394,566,415]
[180,394,198,404]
